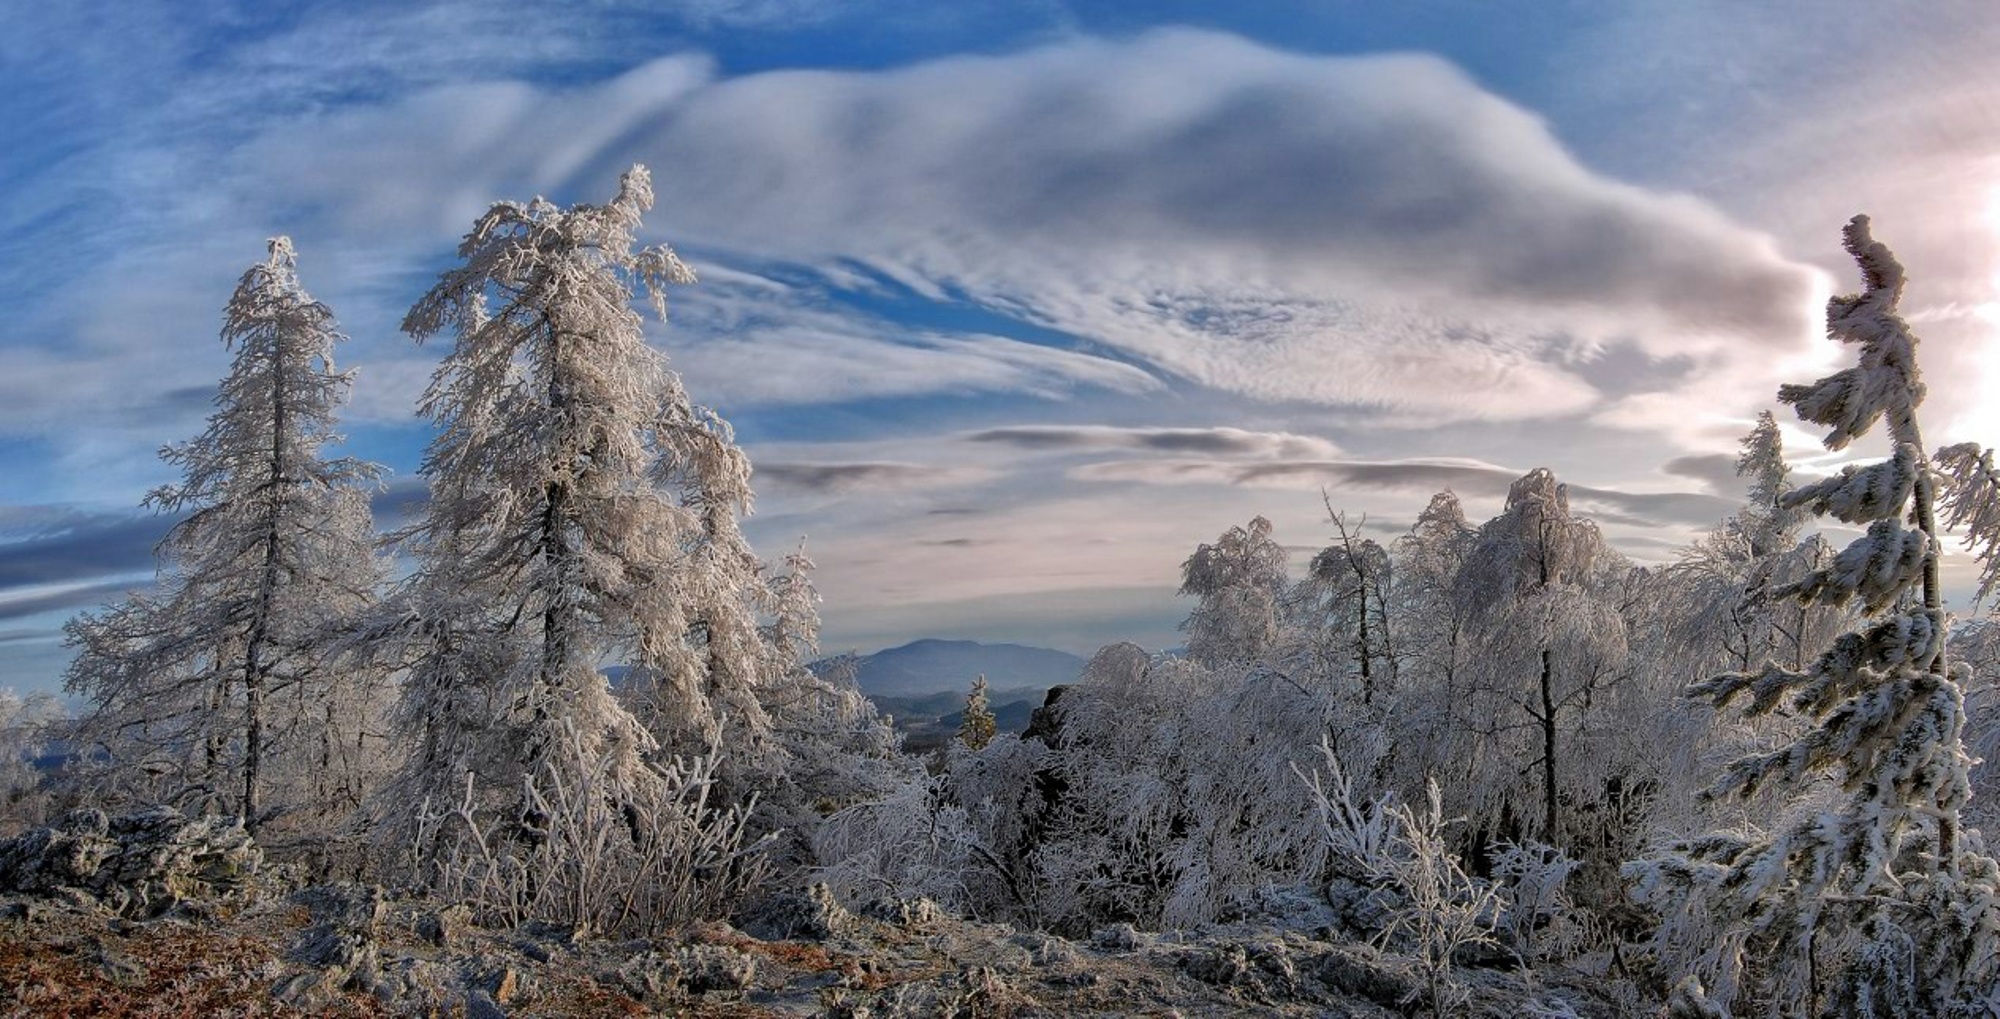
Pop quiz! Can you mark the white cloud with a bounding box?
[192,29,1816,429]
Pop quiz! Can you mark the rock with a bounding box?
[1090,922,1141,951]
[493,965,521,1004]
[608,951,680,1005]
[464,988,506,1019]
[275,883,392,1008]
[414,902,472,946]
[605,945,756,1006]
[1022,685,1069,746]
[0,900,43,923]
[0,806,261,917]
[678,944,756,995]
[1306,944,1419,1010]
[740,882,851,941]
[860,895,946,927]
[291,884,386,968]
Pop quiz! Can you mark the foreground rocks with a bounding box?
[0,887,1619,1017]
[0,807,260,918]
[0,811,1616,1016]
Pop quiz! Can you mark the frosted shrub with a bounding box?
[1299,737,1501,1018]
[411,728,770,936]
[1032,646,1342,932]
[813,774,978,912]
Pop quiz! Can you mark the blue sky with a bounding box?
[6,1,2000,694]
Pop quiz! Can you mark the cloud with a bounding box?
[0,508,169,590]
[197,29,1815,428]
[1071,456,1735,528]
[965,425,1338,458]
[664,318,1161,407]
[1662,452,1743,495]
[0,579,143,623]
[755,461,992,494]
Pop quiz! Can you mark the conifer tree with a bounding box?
[381,168,774,919]
[959,675,997,751]
[66,238,385,828]
[1631,217,2000,1016]
[1665,413,1842,677]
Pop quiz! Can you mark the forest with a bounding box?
[2,169,1998,1018]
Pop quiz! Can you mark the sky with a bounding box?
[5,1,2000,695]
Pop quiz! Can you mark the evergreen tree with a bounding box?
[758,544,905,825]
[65,238,386,828]
[380,168,772,928]
[1631,217,2000,1016]
[958,675,997,751]
[1664,413,1843,677]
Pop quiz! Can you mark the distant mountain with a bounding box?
[817,638,1087,698]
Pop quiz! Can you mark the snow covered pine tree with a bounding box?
[1629,216,2000,1017]
[65,238,387,831]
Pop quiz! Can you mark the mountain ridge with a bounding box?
[815,637,1088,698]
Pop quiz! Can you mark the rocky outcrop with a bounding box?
[0,806,260,916]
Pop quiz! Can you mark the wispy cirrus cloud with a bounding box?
[755,461,993,495]
[965,425,1338,458]
[1070,455,1737,529]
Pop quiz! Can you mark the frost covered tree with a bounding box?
[65,238,386,830]
[1455,469,1628,846]
[379,168,770,928]
[1664,415,1845,679]
[1288,507,1394,705]
[1179,515,1290,667]
[755,544,906,841]
[1382,492,1480,796]
[1630,216,2000,1017]
[0,690,67,833]
[958,676,997,751]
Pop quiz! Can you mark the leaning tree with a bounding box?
[1630,216,2000,1017]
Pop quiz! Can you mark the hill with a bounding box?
[818,638,1086,698]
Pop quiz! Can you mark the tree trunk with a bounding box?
[1539,646,1559,844]
[1357,589,1373,706]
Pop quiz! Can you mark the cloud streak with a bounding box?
[1071,456,1737,529]
[755,461,992,494]
[965,425,1338,458]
